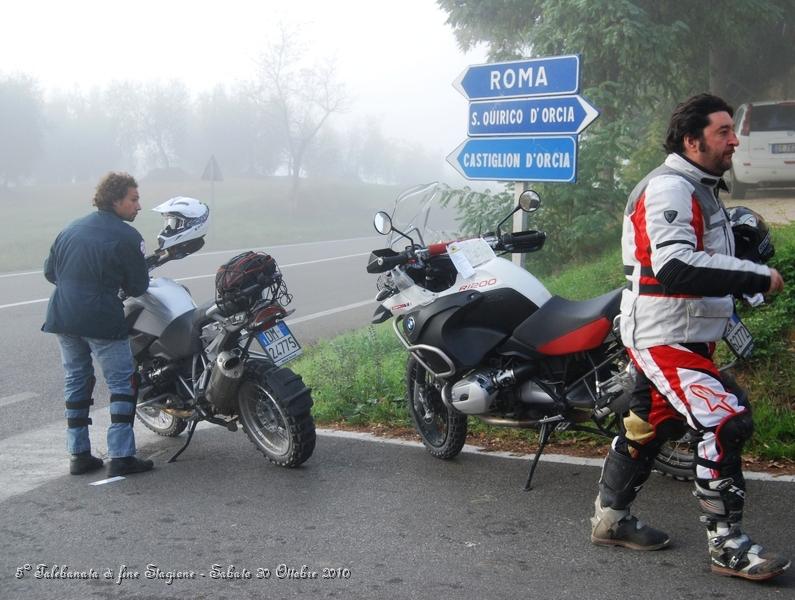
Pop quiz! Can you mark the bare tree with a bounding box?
[140,80,190,172]
[254,25,348,200]
[0,74,44,186]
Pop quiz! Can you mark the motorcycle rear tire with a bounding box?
[654,432,697,480]
[136,407,188,437]
[406,357,467,459]
[237,360,316,468]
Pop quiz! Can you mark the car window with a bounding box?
[734,105,745,129]
[749,104,795,132]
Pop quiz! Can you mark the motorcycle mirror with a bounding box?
[518,190,541,213]
[373,211,393,235]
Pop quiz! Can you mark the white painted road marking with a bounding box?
[0,392,39,409]
[0,251,371,310]
[0,298,48,310]
[0,270,43,279]
[286,299,373,326]
[316,429,795,483]
[89,476,126,486]
[173,252,369,283]
[0,420,790,504]
[0,236,380,279]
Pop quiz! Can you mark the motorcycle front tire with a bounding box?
[406,357,467,459]
[237,360,316,468]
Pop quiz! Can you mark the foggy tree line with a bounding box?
[0,71,441,187]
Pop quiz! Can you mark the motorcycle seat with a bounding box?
[192,299,218,333]
[507,287,624,356]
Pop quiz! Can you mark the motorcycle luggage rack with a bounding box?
[392,316,455,379]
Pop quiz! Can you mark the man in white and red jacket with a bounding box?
[589,94,789,581]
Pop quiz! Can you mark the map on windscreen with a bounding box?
[447,238,496,279]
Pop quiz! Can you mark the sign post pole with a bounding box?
[201,155,223,242]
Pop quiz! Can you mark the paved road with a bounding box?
[0,237,382,443]
[1,212,792,599]
[0,430,792,599]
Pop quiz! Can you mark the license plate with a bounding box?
[771,143,795,154]
[256,322,303,366]
[724,313,754,359]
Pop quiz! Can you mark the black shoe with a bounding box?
[70,452,104,475]
[108,456,154,477]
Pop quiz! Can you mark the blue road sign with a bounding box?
[447,136,577,182]
[454,55,580,101]
[468,95,599,137]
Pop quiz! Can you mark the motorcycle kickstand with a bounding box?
[523,420,555,491]
[168,418,199,463]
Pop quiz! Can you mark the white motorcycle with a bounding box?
[366,184,699,488]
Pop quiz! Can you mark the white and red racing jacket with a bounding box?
[620,153,771,350]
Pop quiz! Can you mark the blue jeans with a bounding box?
[56,334,137,458]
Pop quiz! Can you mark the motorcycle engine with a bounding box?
[450,370,498,414]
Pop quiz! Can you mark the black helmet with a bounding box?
[727,206,774,263]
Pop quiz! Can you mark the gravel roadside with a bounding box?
[721,189,795,224]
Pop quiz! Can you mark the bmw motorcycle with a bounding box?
[124,240,316,467]
[366,184,701,488]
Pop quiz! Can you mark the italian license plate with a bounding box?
[256,321,303,366]
[771,143,795,154]
[724,312,754,359]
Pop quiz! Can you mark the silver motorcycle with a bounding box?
[124,240,315,467]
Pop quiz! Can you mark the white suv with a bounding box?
[730,100,795,199]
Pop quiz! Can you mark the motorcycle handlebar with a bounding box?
[500,230,546,253]
[375,251,411,270]
[368,229,546,274]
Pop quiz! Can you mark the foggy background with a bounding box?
[0,0,488,186]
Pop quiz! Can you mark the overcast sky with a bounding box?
[1,0,489,175]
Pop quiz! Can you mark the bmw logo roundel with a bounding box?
[406,316,416,333]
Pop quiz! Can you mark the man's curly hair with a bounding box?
[93,172,138,210]
[664,94,734,155]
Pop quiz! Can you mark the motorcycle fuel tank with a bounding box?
[126,277,197,337]
[445,256,552,308]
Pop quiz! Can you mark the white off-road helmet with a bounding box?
[152,196,210,250]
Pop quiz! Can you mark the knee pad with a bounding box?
[717,410,753,469]
[598,447,653,510]
[110,393,136,424]
[719,410,754,447]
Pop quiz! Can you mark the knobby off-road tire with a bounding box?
[406,357,467,459]
[617,413,696,481]
[237,360,316,468]
[136,406,188,437]
[654,432,697,480]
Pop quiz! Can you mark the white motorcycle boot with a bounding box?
[696,479,790,580]
[706,523,790,580]
[591,496,671,550]
[590,448,670,550]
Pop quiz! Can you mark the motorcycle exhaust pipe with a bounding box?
[477,415,540,428]
[205,349,245,415]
